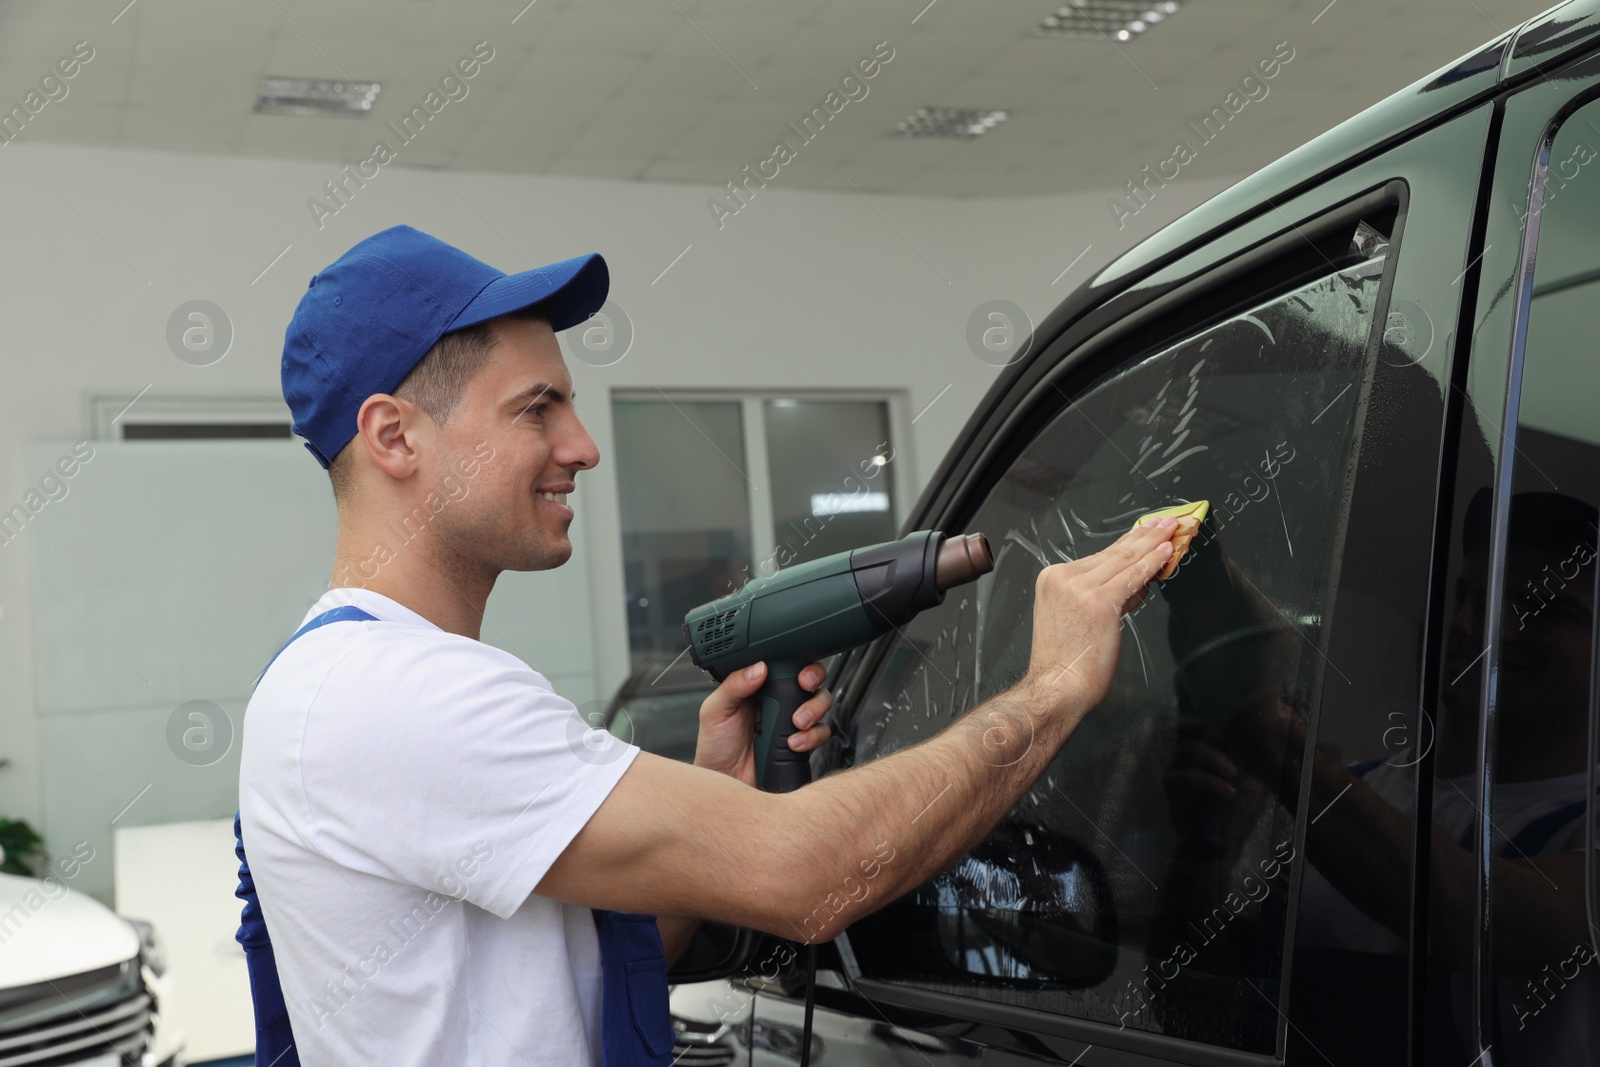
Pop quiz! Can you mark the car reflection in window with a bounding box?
[928,824,1119,987]
[846,229,1391,1052]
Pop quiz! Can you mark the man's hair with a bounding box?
[327,306,548,498]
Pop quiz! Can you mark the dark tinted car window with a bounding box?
[1483,98,1600,1064]
[844,241,1391,1051]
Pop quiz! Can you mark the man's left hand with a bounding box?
[693,660,834,787]
[659,661,833,963]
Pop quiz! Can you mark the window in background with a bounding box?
[764,399,896,569]
[614,395,900,670]
[613,400,753,669]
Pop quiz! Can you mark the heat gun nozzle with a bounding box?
[935,532,993,591]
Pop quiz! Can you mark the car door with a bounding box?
[750,102,1497,1065]
[1423,27,1600,1066]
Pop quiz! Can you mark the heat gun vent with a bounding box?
[696,605,744,656]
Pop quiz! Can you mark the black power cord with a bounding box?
[799,943,817,1067]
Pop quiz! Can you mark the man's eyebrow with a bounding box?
[510,382,572,406]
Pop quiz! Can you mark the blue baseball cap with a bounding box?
[281,224,608,468]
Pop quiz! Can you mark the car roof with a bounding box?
[903,0,1600,534]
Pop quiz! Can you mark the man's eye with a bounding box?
[523,404,547,417]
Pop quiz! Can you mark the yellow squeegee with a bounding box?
[1132,500,1209,580]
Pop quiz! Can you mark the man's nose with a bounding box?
[557,412,600,472]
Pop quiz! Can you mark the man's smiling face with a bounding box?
[425,313,600,574]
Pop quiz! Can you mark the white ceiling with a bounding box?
[0,0,1553,197]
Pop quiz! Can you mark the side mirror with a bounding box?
[667,920,757,983]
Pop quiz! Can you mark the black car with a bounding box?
[602,653,718,765]
[664,3,1600,1063]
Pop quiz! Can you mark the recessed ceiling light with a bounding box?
[892,108,1009,139]
[254,77,381,117]
[1030,0,1183,41]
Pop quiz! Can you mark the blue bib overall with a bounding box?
[234,605,673,1066]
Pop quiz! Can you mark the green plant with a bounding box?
[0,819,44,878]
[0,758,46,878]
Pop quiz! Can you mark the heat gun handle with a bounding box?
[753,662,813,794]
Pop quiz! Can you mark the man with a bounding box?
[238,224,1180,1065]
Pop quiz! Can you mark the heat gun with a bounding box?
[682,529,994,793]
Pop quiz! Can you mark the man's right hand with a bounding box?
[1018,515,1178,721]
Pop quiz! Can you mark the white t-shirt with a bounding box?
[238,587,640,1066]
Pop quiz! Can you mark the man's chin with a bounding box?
[510,538,571,572]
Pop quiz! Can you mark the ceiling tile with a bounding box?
[562,96,712,158]
[507,50,646,96]
[6,102,123,144]
[533,7,693,57]
[626,54,750,99]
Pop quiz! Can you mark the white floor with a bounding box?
[115,818,254,1062]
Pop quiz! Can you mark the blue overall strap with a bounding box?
[254,604,379,688]
[235,605,378,1067]
[235,811,299,1067]
[1447,786,1600,855]
[593,909,674,1065]
[1348,757,1385,778]
[1503,786,1600,857]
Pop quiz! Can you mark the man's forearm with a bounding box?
[774,678,1080,941]
[1294,745,1588,971]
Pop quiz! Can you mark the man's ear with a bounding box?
[353,393,425,481]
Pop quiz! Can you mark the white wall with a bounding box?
[0,137,1235,880]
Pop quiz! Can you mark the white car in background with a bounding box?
[0,867,184,1067]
